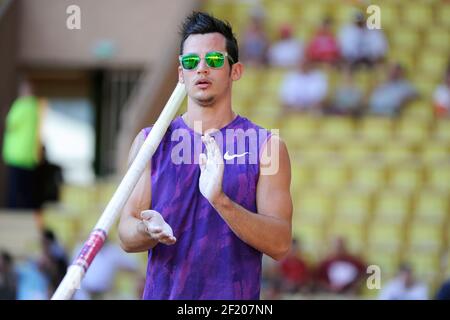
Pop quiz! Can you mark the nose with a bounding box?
[196,57,210,75]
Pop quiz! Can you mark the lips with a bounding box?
[195,78,212,89]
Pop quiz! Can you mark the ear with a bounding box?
[230,62,243,81]
[178,66,184,83]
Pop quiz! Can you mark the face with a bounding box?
[179,33,242,107]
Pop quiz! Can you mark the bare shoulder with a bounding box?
[259,134,291,179]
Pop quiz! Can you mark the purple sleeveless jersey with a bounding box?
[141,114,271,300]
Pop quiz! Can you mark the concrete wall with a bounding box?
[18,0,198,67]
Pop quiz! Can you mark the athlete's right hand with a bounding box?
[138,210,176,245]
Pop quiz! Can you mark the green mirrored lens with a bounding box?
[205,52,225,68]
[182,55,200,69]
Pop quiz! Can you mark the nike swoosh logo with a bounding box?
[223,151,249,160]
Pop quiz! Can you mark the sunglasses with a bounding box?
[179,51,235,70]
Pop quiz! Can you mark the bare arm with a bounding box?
[118,131,175,253]
[202,134,293,260]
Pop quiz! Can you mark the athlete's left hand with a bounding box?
[199,133,224,204]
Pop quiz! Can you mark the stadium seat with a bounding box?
[425,163,450,192]
[413,190,449,225]
[313,161,349,191]
[296,189,334,225]
[365,250,400,279]
[402,3,433,29]
[390,28,420,51]
[358,117,394,143]
[319,117,355,142]
[381,141,415,164]
[387,163,424,192]
[434,119,450,142]
[293,223,326,260]
[366,222,405,254]
[404,251,442,283]
[436,3,450,28]
[425,27,450,53]
[419,142,450,165]
[395,118,430,143]
[334,190,372,224]
[408,223,445,252]
[372,189,412,225]
[341,141,373,164]
[280,115,319,145]
[350,161,387,192]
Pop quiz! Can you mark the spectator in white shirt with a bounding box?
[379,263,428,300]
[279,58,328,114]
[338,11,388,69]
[268,24,304,68]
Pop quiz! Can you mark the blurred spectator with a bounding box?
[16,258,50,300]
[433,65,450,117]
[338,11,388,69]
[435,278,450,300]
[268,24,304,68]
[378,263,428,300]
[315,236,367,295]
[261,254,282,300]
[326,67,364,116]
[73,241,139,300]
[368,63,418,116]
[240,7,269,67]
[35,146,63,206]
[0,250,17,300]
[306,17,340,65]
[2,78,43,210]
[38,228,69,294]
[279,58,328,114]
[279,239,311,294]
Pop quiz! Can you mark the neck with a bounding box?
[183,96,236,134]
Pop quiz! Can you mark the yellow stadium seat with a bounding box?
[296,189,334,225]
[390,29,420,51]
[387,163,424,192]
[291,161,313,192]
[252,93,282,119]
[319,117,355,141]
[425,164,450,192]
[297,143,335,163]
[413,78,438,99]
[293,223,326,259]
[417,53,448,81]
[365,250,400,278]
[341,141,373,164]
[333,5,361,26]
[381,141,415,165]
[280,115,319,145]
[367,222,404,254]
[334,190,372,224]
[299,2,328,27]
[408,223,445,252]
[403,100,434,121]
[313,161,349,191]
[351,161,386,191]
[265,2,299,31]
[425,27,450,52]
[376,2,399,30]
[358,117,394,142]
[373,190,411,224]
[404,251,442,282]
[395,118,430,143]
[402,3,433,29]
[414,190,449,225]
[437,3,450,28]
[434,119,450,142]
[420,142,450,165]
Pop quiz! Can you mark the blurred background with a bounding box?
[0,0,449,300]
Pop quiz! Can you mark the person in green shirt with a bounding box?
[2,78,43,210]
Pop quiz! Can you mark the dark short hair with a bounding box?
[179,12,238,65]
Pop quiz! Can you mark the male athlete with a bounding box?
[118,12,292,299]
